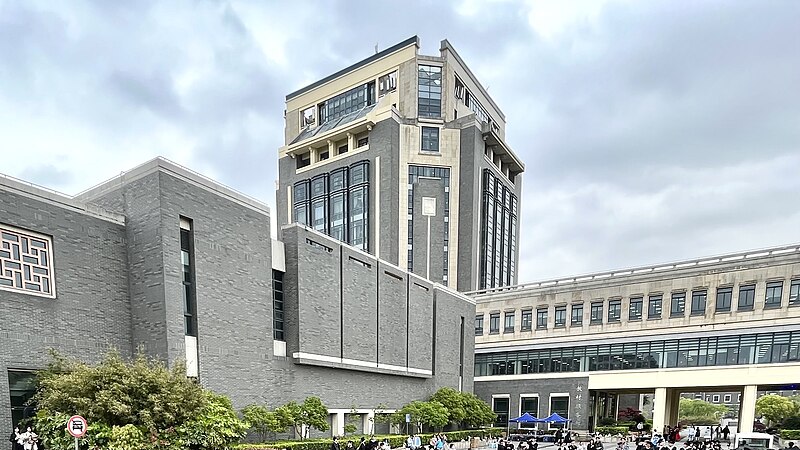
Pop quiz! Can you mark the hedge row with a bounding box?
[235,429,505,450]
[780,430,800,440]
[594,427,630,436]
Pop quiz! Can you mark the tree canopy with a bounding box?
[756,394,800,425]
[33,350,247,450]
[393,388,495,431]
[678,398,729,425]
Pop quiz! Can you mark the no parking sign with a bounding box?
[67,415,87,438]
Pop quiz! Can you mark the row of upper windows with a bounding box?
[475,279,800,335]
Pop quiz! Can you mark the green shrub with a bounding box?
[783,416,800,430]
[594,426,629,435]
[597,417,617,426]
[780,429,800,440]
[234,429,500,450]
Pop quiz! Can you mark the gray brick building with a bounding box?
[0,158,475,435]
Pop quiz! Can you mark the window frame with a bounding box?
[421,126,440,152]
[738,284,756,311]
[503,311,515,333]
[765,281,783,309]
[536,307,548,330]
[716,287,733,312]
[670,292,686,318]
[489,313,500,334]
[520,309,532,331]
[475,314,484,336]
[790,279,800,307]
[590,301,603,325]
[691,290,707,316]
[629,297,643,321]
[554,305,567,328]
[648,295,663,319]
[607,299,622,323]
[571,304,583,326]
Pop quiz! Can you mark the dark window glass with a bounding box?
[520,397,539,428]
[608,300,621,322]
[549,397,569,429]
[8,371,37,427]
[629,297,643,321]
[180,226,197,337]
[765,281,783,309]
[691,291,707,316]
[671,292,686,317]
[475,315,484,335]
[418,65,442,117]
[555,306,567,328]
[478,169,517,290]
[421,127,440,152]
[319,82,375,124]
[536,308,548,329]
[520,310,532,331]
[571,304,583,326]
[357,136,369,147]
[738,285,755,311]
[338,144,348,154]
[648,295,662,319]
[716,287,732,312]
[590,302,603,324]
[790,280,800,307]
[493,397,509,427]
[504,312,515,333]
[272,270,285,341]
[489,313,500,334]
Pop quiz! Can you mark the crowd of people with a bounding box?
[7,426,39,450]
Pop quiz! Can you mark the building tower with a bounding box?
[277,36,525,292]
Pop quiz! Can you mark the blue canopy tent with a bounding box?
[541,413,570,423]
[508,412,539,436]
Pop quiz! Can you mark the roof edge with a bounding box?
[285,35,419,101]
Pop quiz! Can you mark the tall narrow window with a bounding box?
[691,290,707,316]
[418,65,442,117]
[608,299,621,322]
[475,314,484,335]
[549,396,570,429]
[493,397,510,427]
[590,302,603,324]
[765,281,783,309]
[790,280,800,307]
[310,175,329,234]
[738,285,755,311]
[504,311,515,333]
[554,305,567,328]
[648,295,662,319]
[629,297,643,321]
[521,309,532,331]
[520,397,539,428]
[716,287,732,312]
[421,127,440,152]
[671,292,686,317]
[489,313,500,334]
[293,181,310,225]
[180,221,197,338]
[571,304,583,326]
[8,370,37,427]
[349,161,370,252]
[479,169,518,289]
[536,308,548,329]
[272,270,285,341]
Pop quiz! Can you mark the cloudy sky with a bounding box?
[2,0,799,283]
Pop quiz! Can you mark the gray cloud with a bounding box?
[2,0,799,283]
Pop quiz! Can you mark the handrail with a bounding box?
[467,243,800,296]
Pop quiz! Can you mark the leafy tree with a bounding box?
[300,396,330,438]
[275,401,303,439]
[344,407,360,435]
[678,398,728,424]
[392,401,449,432]
[242,405,282,442]
[431,388,468,425]
[756,394,800,425]
[32,349,246,450]
[460,393,496,428]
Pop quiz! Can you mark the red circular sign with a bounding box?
[66,415,87,438]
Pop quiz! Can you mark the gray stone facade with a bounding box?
[0,158,475,432]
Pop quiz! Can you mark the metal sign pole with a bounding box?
[75,437,79,450]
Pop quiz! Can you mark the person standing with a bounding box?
[332,437,342,450]
[721,426,730,441]
[8,427,22,450]
[413,435,421,450]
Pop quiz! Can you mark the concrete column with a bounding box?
[347,132,355,151]
[653,388,668,435]
[667,389,681,429]
[333,412,345,437]
[739,385,758,434]
[363,412,375,435]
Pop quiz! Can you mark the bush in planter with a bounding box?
[594,426,628,436]
[779,430,800,440]
[597,417,617,426]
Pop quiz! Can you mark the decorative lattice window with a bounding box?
[0,224,54,298]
